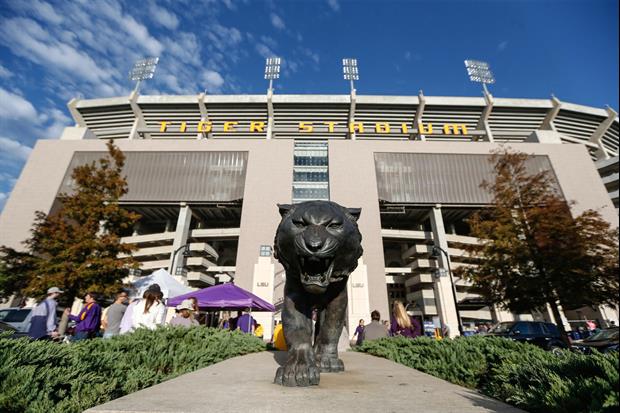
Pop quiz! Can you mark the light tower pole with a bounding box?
[129,57,159,93]
[464,59,495,95]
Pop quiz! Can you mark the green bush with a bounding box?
[356,335,619,413]
[0,327,265,413]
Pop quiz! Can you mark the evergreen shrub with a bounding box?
[0,327,265,413]
[356,335,619,413]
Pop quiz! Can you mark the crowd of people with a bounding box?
[26,284,265,342]
[351,300,425,346]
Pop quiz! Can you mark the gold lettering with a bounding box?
[198,121,212,133]
[324,122,337,132]
[180,121,187,133]
[401,123,409,134]
[349,122,364,133]
[299,122,313,133]
[375,122,390,133]
[443,124,468,135]
[418,122,433,134]
[159,121,169,132]
[250,121,265,132]
[224,121,238,132]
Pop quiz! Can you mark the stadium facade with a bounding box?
[0,91,618,339]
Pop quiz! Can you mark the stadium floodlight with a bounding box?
[129,57,159,93]
[464,59,495,94]
[265,57,281,92]
[342,58,359,92]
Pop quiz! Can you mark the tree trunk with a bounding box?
[548,300,570,346]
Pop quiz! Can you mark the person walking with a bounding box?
[28,287,63,340]
[363,310,389,341]
[132,288,166,330]
[170,299,199,327]
[102,291,129,338]
[353,319,365,346]
[66,292,102,340]
[390,300,422,339]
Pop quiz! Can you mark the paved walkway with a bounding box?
[85,351,525,413]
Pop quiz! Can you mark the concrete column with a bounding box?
[541,95,561,131]
[266,88,274,140]
[168,204,192,276]
[348,89,357,140]
[429,205,460,337]
[252,255,276,341]
[588,107,617,159]
[346,258,370,341]
[477,90,494,142]
[128,90,146,140]
[67,98,87,127]
[414,90,426,141]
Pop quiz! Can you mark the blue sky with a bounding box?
[0,0,618,211]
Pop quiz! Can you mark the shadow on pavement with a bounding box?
[271,350,287,366]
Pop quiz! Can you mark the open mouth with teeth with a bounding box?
[299,255,335,293]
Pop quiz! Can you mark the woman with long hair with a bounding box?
[132,288,166,330]
[390,300,422,338]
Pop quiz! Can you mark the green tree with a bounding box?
[0,140,140,305]
[458,149,619,343]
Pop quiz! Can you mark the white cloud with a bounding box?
[327,0,340,12]
[149,2,180,30]
[270,13,285,30]
[498,41,509,51]
[255,43,276,59]
[0,88,38,120]
[0,64,13,79]
[0,18,114,85]
[202,70,225,92]
[42,108,72,138]
[0,137,32,161]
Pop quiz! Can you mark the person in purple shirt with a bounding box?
[65,292,102,341]
[236,312,256,333]
[390,300,422,339]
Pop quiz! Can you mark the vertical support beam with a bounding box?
[477,89,495,142]
[128,90,146,140]
[266,88,274,140]
[348,88,357,140]
[67,98,87,127]
[414,90,426,141]
[541,95,561,131]
[197,92,212,139]
[429,204,460,337]
[168,203,192,276]
[589,107,617,160]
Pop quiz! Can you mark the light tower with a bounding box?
[129,57,159,93]
[342,58,359,92]
[264,57,281,92]
[464,59,495,94]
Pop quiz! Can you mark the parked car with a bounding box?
[0,306,65,334]
[487,321,567,353]
[0,320,30,338]
[571,327,619,354]
[0,307,33,333]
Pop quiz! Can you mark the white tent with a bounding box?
[130,268,194,299]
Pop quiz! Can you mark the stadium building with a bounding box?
[0,90,618,339]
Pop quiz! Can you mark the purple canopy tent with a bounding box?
[167,283,275,311]
[167,284,275,332]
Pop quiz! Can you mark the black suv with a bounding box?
[487,321,567,352]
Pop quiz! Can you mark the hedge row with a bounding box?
[355,335,619,413]
[0,327,266,413]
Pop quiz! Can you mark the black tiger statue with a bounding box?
[273,201,363,387]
